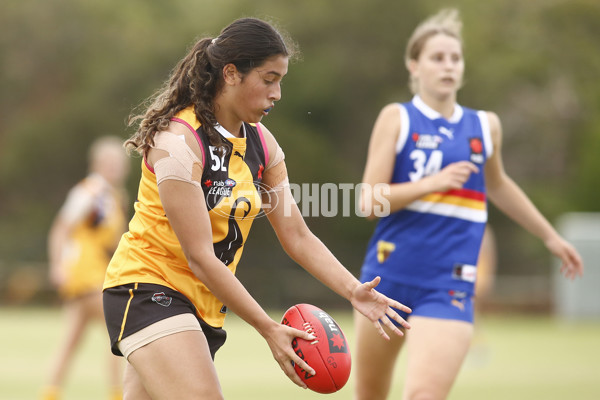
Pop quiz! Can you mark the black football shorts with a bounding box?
[103,283,226,359]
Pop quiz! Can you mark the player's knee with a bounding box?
[404,389,441,400]
[123,385,151,400]
[354,378,390,400]
[354,389,384,400]
[187,379,225,400]
[355,390,387,400]
[181,382,224,400]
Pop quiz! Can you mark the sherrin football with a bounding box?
[281,303,351,393]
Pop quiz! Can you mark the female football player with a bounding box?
[354,8,583,400]
[44,136,129,400]
[102,17,411,399]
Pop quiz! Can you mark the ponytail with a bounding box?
[125,17,296,156]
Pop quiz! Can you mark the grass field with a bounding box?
[2,307,599,399]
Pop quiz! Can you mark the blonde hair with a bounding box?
[405,8,463,94]
[89,136,126,165]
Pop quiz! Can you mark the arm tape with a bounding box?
[267,144,285,169]
[262,144,287,191]
[269,175,290,193]
[152,131,203,188]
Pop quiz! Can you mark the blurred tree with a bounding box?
[1,0,598,307]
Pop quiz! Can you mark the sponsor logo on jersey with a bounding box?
[452,263,477,283]
[451,298,466,312]
[151,292,172,307]
[438,126,454,139]
[412,132,442,149]
[224,178,236,187]
[448,290,470,312]
[469,137,484,164]
[206,179,237,197]
[448,289,468,299]
[377,240,396,263]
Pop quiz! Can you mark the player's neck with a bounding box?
[418,92,457,120]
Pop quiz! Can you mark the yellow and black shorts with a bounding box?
[103,283,226,360]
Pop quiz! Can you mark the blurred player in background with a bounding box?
[102,17,411,400]
[42,136,129,400]
[354,8,584,400]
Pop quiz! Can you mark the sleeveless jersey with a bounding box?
[61,175,126,299]
[104,106,268,327]
[361,96,493,294]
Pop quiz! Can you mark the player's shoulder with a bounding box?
[482,110,500,126]
[171,105,200,130]
[372,102,402,128]
[254,122,278,151]
[477,110,501,132]
[80,174,108,197]
[379,102,404,118]
[372,103,404,143]
[475,110,502,148]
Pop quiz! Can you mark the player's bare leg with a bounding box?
[126,330,223,400]
[402,316,473,400]
[107,353,124,400]
[353,310,405,400]
[84,293,123,399]
[45,298,89,392]
[122,363,152,400]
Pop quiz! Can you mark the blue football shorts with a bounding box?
[360,271,475,325]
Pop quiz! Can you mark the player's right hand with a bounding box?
[262,322,316,389]
[428,161,479,192]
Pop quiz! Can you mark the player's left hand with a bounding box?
[545,236,584,280]
[350,276,411,340]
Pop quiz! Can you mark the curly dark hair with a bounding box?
[125,17,298,155]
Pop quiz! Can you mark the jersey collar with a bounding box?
[215,123,246,139]
[412,95,463,123]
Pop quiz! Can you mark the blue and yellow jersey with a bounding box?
[361,96,493,294]
[104,106,267,327]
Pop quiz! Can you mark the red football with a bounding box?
[281,303,351,393]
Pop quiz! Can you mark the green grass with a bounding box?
[2,307,599,399]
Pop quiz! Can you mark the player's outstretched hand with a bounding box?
[261,321,316,389]
[545,235,584,280]
[350,276,411,340]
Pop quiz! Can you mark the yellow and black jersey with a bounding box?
[61,175,126,299]
[104,106,268,327]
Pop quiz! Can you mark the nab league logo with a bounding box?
[151,292,172,307]
[204,178,237,197]
[412,132,442,149]
[448,290,469,312]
